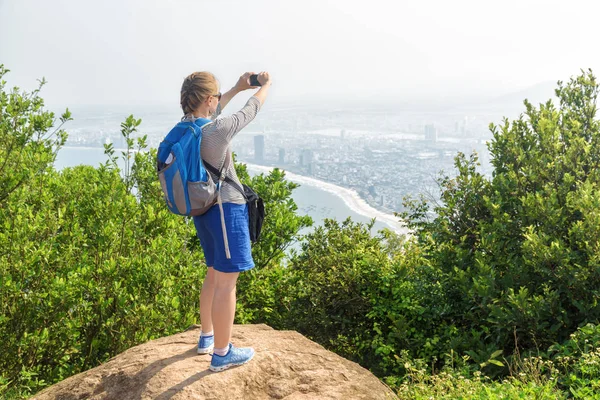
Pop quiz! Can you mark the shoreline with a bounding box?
[245,163,408,234]
[58,146,408,234]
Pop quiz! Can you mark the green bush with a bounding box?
[3,64,600,399]
[281,219,391,362]
[399,70,600,361]
[396,359,564,399]
[550,323,600,398]
[0,116,205,395]
[396,323,600,399]
[0,65,70,205]
[0,67,308,397]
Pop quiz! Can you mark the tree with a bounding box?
[401,70,600,360]
[0,64,71,205]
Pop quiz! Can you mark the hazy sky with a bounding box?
[1,0,599,108]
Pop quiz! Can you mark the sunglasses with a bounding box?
[212,92,222,102]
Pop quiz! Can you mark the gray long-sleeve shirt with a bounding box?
[191,96,261,204]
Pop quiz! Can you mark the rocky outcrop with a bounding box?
[33,324,398,399]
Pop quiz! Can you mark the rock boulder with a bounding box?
[33,324,397,400]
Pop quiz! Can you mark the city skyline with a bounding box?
[59,97,498,215]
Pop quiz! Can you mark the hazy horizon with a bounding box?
[1,0,599,110]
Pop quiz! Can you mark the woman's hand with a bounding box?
[234,72,256,91]
[257,71,271,86]
[253,72,272,106]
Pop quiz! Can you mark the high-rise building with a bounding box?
[424,124,437,142]
[300,149,313,167]
[278,148,285,164]
[368,185,377,197]
[254,135,265,163]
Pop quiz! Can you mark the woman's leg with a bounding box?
[199,266,216,333]
[212,270,240,349]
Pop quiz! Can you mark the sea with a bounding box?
[54,146,407,237]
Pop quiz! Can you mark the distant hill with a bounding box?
[262,81,560,115]
[492,81,558,107]
[452,81,558,116]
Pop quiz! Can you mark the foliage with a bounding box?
[398,69,600,361]
[0,67,308,397]
[397,323,600,399]
[396,355,564,400]
[0,114,204,396]
[4,64,600,399]
[550,323,600,398]
[0,64,71,205]
[282,218,391,362]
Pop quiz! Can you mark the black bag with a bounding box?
[204,161,265,243]
[241,184,265,243]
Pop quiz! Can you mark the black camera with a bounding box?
[249,74,262,87]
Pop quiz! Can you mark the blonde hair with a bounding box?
[180,72,219,115]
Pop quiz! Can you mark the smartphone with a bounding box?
[249,74,262,87]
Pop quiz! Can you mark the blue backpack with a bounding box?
[156,118,224,216]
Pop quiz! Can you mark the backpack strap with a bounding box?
[203,158,247,200]
[202,151,237,261]
[189,117,232,188]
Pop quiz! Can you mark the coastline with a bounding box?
[245,163,408,234]
[57,146,408,235]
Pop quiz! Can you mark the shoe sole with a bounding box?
[197,344,214,355]
[209,352,255,372]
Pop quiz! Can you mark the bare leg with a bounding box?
[199,267,216,333]
[212,270,239,349]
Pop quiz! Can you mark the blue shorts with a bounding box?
[193,202,255,273]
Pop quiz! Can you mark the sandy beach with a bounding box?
[245,163,409,234]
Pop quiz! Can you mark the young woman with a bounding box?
[179,70,271,372]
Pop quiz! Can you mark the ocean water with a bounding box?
[54,146,402,236]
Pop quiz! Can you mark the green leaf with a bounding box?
[488,359,504,367]
[490,349,503,359]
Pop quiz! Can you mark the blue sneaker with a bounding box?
[209,344,255,372]
[197,333,214,355]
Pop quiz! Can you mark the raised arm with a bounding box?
[214,97,261,142]
[218,72,256,111]
[252,71,272,106]
[211,72,272,141]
